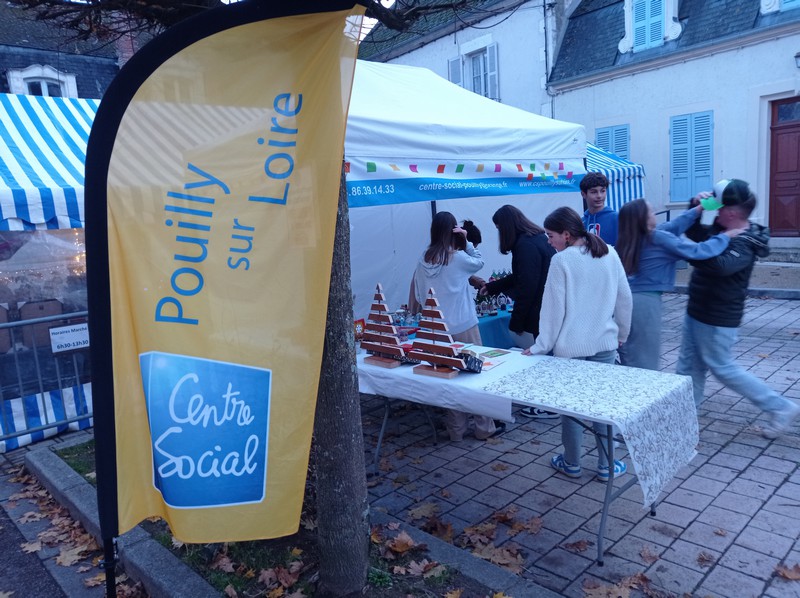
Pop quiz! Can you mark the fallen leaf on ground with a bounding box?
[83,573,105,587]
[713,528,727,536]
[224,585,238,597]
[18,511,45,524]
[407,559,435,576]
[258,568,277,587]
[563,539,591,553]
[275,565,300,588]
[421,517,454,543]
[386,530,418,554]
[370,525,384,544]
[471,543,524,573]
[491,463,509,471]
[56,545,87,567]
[444,590,463,598]
[640,545,659,564]
[697,551,715,568]
[408,502,439,520]
[776,563,800,580]
[210,553,236,573]
[491,507,518,523]
[20,540,41,553]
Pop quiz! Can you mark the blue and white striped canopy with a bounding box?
[0,93,97,230]
[586,143,646,212]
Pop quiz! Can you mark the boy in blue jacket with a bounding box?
[581,172,618,245]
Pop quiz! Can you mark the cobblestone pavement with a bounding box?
[362,294,800,598]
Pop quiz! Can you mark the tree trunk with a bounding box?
[314,165,370,596]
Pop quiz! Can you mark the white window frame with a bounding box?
[448,38,499,101]
[6,65,78,98]
[762,0,800,12]
[618,0,681,54]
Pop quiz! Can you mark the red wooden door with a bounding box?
[770,98,800,236]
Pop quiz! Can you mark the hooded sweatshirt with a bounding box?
[685,220,770,328]
[413,242,483,335]
[582,206,619,246]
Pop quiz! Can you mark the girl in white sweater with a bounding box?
[411,211,499,441]
[523,207,632,481]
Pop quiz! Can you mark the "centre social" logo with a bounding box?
[139,352,270,508]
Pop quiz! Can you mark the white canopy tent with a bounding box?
[345,61,588,319]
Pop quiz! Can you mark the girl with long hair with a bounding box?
[523,206,632,482]
[615,198,742,371]
[480,205,554,350]
[411,211,501,441]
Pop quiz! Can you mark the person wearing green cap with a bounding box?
[615,198,743,370]
[676,179,800,439]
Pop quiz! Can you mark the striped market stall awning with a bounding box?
[586,143,646,212]
[0,93,97,230]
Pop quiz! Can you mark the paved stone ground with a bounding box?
[362,293,800,598]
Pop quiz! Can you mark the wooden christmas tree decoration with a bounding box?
[361,283,404,368]
[407,288,466,379]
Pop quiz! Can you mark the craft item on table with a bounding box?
[407,288,466,379]
[360,283,406,368]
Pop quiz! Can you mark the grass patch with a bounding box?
[56,439,97,486]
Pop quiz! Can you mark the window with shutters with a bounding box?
[782,0,800,10]
[670,111,713,202]
[595,125,630,160]
[447,42,499,101]
[618,0,680,54]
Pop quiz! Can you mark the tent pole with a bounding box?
[430,201,437,219]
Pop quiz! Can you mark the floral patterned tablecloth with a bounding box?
[484,356,698,507]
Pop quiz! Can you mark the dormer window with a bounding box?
[6,65,77,98]
[619,0,681,54]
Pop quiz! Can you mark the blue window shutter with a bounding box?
[448,57,463,87]
[596,128,612,152]
[783,0,800,10]
[648,0,664,47]
[596,126,630,160]
[633,0,648,50]
[670,115,690,202]
[691,111,713,194]
[612,125,630,160]
[486,43,499,101]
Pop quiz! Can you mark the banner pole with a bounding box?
[100,537,117,597]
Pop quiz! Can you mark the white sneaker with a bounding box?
[762,401,800,440]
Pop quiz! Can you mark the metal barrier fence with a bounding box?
[0,310,92,447]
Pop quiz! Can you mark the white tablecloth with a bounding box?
[358,347,698,507]
[483,357,698,506]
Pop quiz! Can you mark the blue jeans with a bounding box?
[562,349,617,468]
[676,314,790,412]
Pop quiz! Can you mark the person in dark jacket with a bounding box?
[480,205,554,347]
[480,205,556,418]
[676,179,800,439]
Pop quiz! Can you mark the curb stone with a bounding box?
[24,441,562,598]
[24,446,218,598]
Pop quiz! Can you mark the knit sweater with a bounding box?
[529,245,632,358]
[413,242,483,335]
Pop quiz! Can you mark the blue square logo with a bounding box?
[139,352,270,508]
